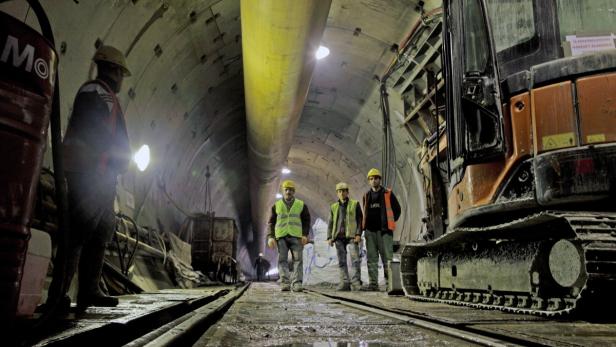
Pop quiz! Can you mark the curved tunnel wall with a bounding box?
[0,0,439,275]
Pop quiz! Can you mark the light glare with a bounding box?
[133,144,150,172]
[281,167,291,174]
[276,193,282,199]
[315,45,330,60]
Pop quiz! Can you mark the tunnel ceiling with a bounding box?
[0,0,441,266]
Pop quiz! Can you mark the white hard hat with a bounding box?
[93,45,131,76]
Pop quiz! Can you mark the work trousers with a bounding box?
[277,236,303,287]
[335,238,361,286]
[48,172,117,302]
[365,229,393,287]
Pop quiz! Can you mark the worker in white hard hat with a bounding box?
[267,180,311,292]
[47,45,131,312]
[361,168,401,291]
[327,182,363,291]
[253,252,271,281]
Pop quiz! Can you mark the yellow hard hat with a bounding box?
[93,45,131,76]
[281,180,296,190]
[367,168,381,179]
[335,182,349,191]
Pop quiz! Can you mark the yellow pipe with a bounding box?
[241,0,331,253]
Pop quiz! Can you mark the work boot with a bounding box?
[350,282,361,291]
[362,283,380,291]
[336,282,351,291]
[45,238,84,316]
[77,240,118,310]
[292,283,303,292]
[38,294,71,315]
[281,283,291,291]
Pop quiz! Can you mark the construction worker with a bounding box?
[47,45,131,311]
[267,180,311,292]
[361,168,401,291]
[327,182,363,291]
[253,252,271,281]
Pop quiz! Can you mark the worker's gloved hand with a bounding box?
[301,236,308,245]
[327,239,333,247]
[267,238,276,249]
[354,235,361,244]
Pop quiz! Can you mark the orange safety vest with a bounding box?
[361,187,396,231]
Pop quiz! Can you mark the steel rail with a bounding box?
[306,290,533,347]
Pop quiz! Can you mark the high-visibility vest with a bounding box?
[330,199,358,239]
[274,199,304,238]
[361,188,396,231]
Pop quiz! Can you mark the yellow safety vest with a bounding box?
[330,199,358,239]
[274,199,304,239]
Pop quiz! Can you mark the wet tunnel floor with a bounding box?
[193,282,477,346]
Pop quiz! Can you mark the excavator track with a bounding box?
[401,211,616,317]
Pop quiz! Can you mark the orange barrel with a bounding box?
[0,12,57,320]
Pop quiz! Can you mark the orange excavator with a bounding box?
[401,0,616,316]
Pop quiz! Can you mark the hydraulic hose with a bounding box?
[25,0,71,337]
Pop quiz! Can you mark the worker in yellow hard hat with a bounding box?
[361,168,401,291]
[327,182,363,291]
[267,179,311,292]
[47,44,131,312]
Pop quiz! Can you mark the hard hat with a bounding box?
[281,180,296,190]
[367,168,381,179]
[93,45,131,76]
[335,182,349,191]
[258,253,264,257]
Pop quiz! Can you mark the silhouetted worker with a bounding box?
[362,169,401,291]
[327,182,363,291]
[253,253,271,281]
[47,45,131,311]
[267,180,310,292]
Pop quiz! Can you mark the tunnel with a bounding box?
[0,0,433,274]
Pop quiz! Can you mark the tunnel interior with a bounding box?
[0,0,443,274]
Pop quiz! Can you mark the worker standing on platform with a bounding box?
[47,45,131,311]
[267,180,311,292]
[327,182,363,291]
[361,169,401,291]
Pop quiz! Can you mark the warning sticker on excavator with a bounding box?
[587,134,606,144]
[542,132,575,150]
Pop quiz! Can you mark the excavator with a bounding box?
[400,0,616,316]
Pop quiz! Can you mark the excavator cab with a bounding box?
[440,0,616,226]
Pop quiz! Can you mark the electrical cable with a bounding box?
[113,226,127,275]
[157,175,195,218]
[117,214,140,277]
[23,1,73,342]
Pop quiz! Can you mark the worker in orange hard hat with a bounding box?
[327,182,363,291]
[47,45,131,312]
[361,168,401,291]
[267,179,311,292]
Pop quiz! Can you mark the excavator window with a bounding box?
[463,0,489,74]
[486,0,536,54]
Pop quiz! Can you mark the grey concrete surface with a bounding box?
[194,282,478,346]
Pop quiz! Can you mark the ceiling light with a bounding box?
[315,45,330,60]
[281,167,291,174]
[133,144,150,172]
